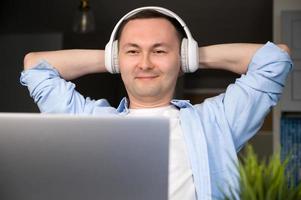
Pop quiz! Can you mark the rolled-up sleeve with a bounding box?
[20,60,112,114]
[238,41,292,95]
[214,42,293,151]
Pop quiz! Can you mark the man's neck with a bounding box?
[128,96,172,109]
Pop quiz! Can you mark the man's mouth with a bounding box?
[135,75,159,80]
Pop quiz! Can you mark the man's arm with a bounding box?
[196,42,293,151]
[198,43,290,74]
[21,49,111,113]
[24,49,107,80]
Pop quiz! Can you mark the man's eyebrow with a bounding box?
[122,43,140,49]
[153,43,171,48]
[121,42,172,50]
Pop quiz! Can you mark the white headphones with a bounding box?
[104,6,199,73]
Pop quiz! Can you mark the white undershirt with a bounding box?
[128,105,197,200]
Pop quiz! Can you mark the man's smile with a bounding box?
[135,75,159,80]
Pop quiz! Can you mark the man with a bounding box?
[21,6,292,200]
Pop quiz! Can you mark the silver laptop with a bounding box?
[0,113,169,200]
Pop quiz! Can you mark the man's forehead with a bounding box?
[119,18,179,44]
[124,17,174,26]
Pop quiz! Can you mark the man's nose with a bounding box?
[138,53,154,70]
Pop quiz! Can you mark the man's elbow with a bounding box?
[277,44,291,55]
[23,52,38,70]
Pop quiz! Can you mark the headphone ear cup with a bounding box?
[188,39,199,73]
[112,40,120,73]
[180,38,189,73]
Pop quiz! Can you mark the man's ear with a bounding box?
[178,53,184,77]
[178,69,184,77]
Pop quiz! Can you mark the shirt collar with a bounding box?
[116,97,192,114]
[170,99,192,108]
[116,97,129,114]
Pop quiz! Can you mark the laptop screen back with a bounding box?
[0,113,169,200]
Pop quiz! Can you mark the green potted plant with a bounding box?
[224,145,301,200]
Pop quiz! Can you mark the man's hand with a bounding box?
[23,49,107,80]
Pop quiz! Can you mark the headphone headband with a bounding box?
[109,6,194,42]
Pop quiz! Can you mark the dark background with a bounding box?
[0,0,273,112]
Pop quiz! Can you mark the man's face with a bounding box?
[118,18,181,107]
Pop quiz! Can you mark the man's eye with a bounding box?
[154,50,166,54]
[126,50,138,54]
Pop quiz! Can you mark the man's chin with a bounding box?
[131,88,162,99]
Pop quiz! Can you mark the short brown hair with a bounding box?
[115,10,186,43]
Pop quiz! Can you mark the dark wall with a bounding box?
[0,0,272,112]
[0,0,272,44]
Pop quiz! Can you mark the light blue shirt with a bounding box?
[20,42,293,200]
